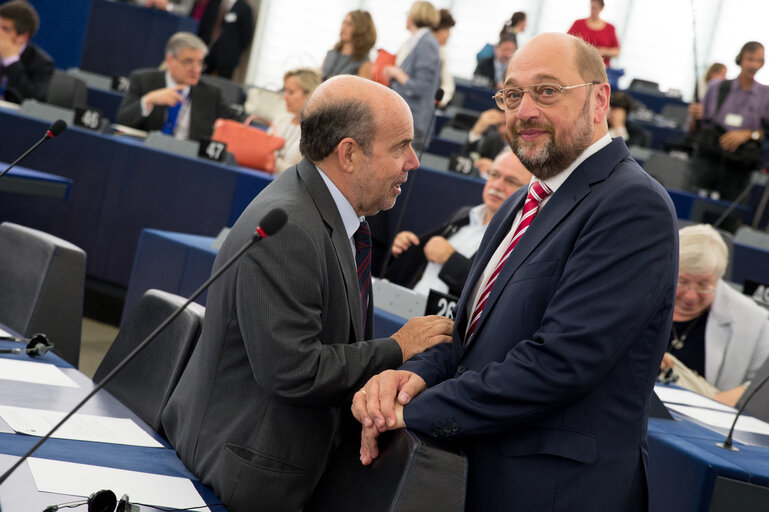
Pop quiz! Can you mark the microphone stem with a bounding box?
[721,373,769,450]
[0,135,48,181]
[0,231,261,486]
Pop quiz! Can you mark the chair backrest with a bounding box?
[93,289,204,433]
[47,70,88,110]
[200,75,245,107]
[736,355,769,422]
[0,222,86,367]
[645,152,693,191]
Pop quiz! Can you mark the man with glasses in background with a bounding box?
[385,151,531,298]
[116,31,234,141]
[352,32,678,511]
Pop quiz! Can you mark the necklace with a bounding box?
[670,315,703,350]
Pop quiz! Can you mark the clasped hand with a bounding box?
[351,370,426,465]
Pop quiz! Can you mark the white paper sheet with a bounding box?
[0,358,78,387]
[666,403,769,436]
[0,327,11,337]
[27,458,208,510]
[0,405,163,448]
[654,385,736,413]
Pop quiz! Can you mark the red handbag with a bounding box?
[371,49,396,86]
[212,115,285,173]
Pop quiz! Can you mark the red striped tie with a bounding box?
[466,181,552,341]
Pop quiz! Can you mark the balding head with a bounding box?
[300,76,408,162]
[503,32,611,180]
[300,75,419,216]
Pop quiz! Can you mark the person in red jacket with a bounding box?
[567,0,619,67]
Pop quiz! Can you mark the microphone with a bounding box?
[0,333,53,357]
[0,208,287,486]
[417,88,444,161]
[711,169,767,229]
[716,370,769,452]
[0,120,67,181]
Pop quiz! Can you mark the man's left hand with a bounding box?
[359,402,405,465]
[719,130,753,152]
[423,236,455,264]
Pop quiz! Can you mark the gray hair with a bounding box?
[300,99,376,162]
[679,224,728,278]
[165,32,208,58]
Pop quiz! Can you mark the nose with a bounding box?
[406,145,419,171]
[515,91,540,121]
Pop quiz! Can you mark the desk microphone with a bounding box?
[0,120,67,181]
[712,169,767,229]
[0,207,288,486]
[0,333,53,356]
[716,369,769,452]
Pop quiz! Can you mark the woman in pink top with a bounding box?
[567,0,619,67]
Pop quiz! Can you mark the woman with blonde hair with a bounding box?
[322,10,377,80]
[269,68,321,173]
[383,1,442,150]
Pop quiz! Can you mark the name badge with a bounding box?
[224,12,237,23]
[724,113,744,128]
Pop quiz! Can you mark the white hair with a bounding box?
[678,224,728,278]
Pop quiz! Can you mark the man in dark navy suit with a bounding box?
[353,32,678,511]
[0,1,53,103]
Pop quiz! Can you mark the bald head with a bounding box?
[510,33,607,86]
[300,76,410,162]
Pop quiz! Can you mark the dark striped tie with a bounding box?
[354,220,372,333]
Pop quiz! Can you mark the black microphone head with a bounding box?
[258,208,288,237]
[434,88,445,103]
[26,333,51,356]
[47,120,68,138]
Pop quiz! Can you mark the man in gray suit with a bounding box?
[162,75,453,512]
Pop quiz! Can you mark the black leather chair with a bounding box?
[306,428,467,511]
[46,70,88,110]
[93,289,204,433]
[0,222,86,367]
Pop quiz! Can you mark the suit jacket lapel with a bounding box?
[463,139,630,348]
[297,159,363,341]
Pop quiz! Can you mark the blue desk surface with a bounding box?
[0,164,72,200]
[0,108,273,287]
[0,339,225,511]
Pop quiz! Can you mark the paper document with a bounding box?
[0,358,78,387]
[666,403,769,437]
[28,458,208,510]
[654,385,736,413]
[0,405,163,448]
[0,327,11,337]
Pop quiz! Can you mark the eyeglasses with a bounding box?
[676,279,716,295]
[487,168,523,188]
[173,56,204,69]
[493,82,599,110]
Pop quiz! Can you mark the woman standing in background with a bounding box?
[322,10,377,80]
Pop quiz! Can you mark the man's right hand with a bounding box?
[391,231,420,257]
[143,86,186,110]
[391,315,453,362]
[471,109,505,137]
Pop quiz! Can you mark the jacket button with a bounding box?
[457,364,466,374]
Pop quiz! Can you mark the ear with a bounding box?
[336,137,362,174]
[593,83,611,125]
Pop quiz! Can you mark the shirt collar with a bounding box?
[536,132,612,194]
[315,165,363,240]
[469,204,489,226]
[164,72,191,97]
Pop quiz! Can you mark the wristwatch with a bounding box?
[751,130,761,141]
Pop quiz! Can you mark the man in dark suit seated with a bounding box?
[385,151,530,297]
[472,34,517,90]
[0,1,53,104]
[353,33,678,511]
[161,75,454,512]
[116,31,233,141]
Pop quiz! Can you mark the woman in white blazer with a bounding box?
[662,224,769,405]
